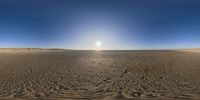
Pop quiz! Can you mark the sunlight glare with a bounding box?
[96,41,102,47]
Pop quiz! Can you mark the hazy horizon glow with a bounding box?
[1,0,200,50]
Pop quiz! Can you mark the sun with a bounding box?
[96,41,102,47]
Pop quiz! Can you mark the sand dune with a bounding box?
[0,49,200,99]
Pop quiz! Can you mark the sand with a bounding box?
[0,49,200,100]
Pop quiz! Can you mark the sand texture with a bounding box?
[0,49,200,100]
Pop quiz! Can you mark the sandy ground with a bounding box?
[0,49,200,100]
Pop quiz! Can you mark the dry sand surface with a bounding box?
[0,49,200,100]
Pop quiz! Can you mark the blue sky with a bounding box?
[0,0,200,50]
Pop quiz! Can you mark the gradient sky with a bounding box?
[0,0,200,50]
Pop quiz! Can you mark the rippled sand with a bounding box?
[0,49,200,100]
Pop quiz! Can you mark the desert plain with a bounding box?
[0,49,200,100]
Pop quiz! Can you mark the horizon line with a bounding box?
[0,47,200,51]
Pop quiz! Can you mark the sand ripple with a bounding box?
[0,50,199,99]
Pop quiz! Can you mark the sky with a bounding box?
[0,0,200,50]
